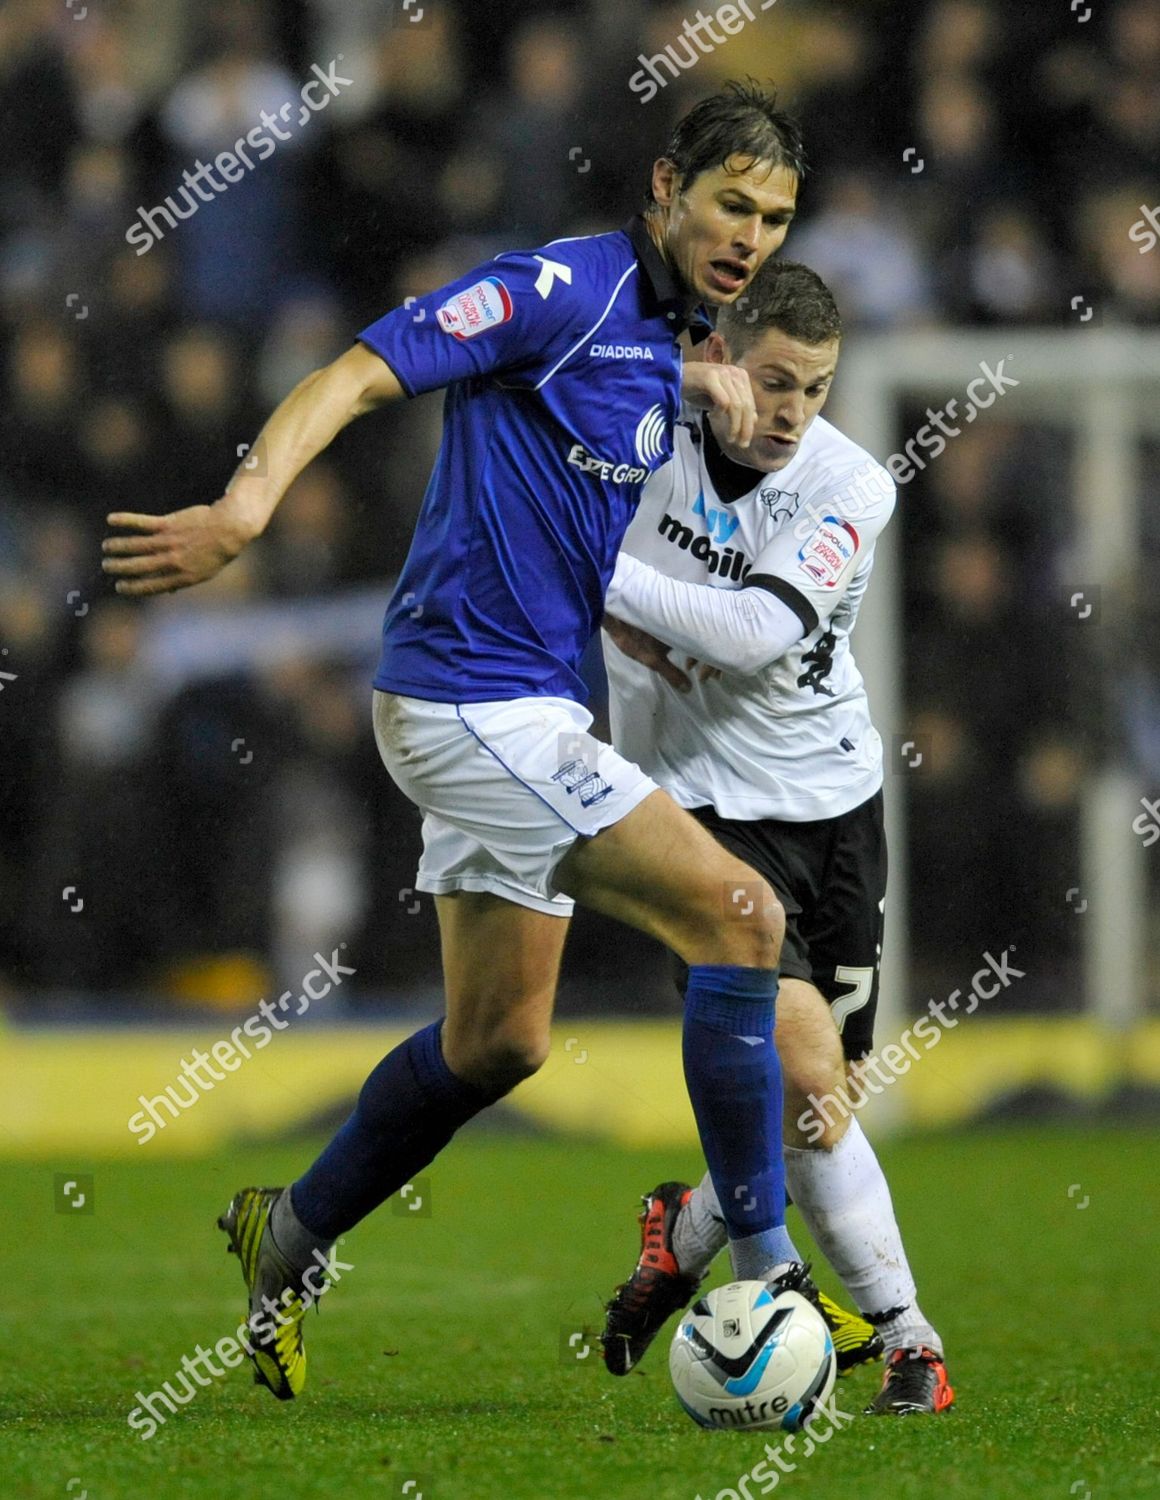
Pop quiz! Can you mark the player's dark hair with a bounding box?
[716,260,842,353]
[646,79,806,207]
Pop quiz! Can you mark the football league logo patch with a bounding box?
[436,276,513,341]
[797,516,858,588]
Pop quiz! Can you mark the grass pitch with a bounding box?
[7,1124,1158,1500]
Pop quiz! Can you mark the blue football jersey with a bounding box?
[358,218,694,703]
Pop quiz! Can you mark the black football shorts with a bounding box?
[676,789,887,1061]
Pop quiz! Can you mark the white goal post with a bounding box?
[832,329,1160,1084]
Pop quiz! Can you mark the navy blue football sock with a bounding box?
[289,1020,496,1241]
[683,964,799,1277]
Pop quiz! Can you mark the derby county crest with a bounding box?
[758,485,801,524]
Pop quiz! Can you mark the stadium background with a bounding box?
[2,0,1159,1157]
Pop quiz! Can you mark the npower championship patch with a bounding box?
[436,276,514,341]
[797,515,859,588]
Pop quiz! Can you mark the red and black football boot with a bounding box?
[865,1345,955,1415]
[601,1182,704,1375]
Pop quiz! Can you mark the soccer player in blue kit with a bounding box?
[102,83,811,1403]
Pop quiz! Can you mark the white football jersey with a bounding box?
[606,406,896,822]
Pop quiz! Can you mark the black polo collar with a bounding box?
[623,214,712,342]
[701,411,761,502]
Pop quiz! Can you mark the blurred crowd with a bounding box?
[1,0,1157,1012]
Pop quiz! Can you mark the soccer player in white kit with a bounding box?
[599,260,954,1416]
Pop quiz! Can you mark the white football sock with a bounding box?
[671,1124,943,1357]
[671,1174,728,1278]
[783,1119,942,1357]
[670,1184,800,1282]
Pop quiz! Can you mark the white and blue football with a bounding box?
[669,1281,836,1431]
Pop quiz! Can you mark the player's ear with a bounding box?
[703,332,729,365]
[650,157,679,209]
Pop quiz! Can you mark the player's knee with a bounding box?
[763,891,786,951]
[781,1041,849,1149]
[785,1092,849,1150]
[481,1037,549,1092]
[456,1026,550,1094]
[727,886,785,967]
[800,1040,845,1100]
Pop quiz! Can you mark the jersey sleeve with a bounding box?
[746,463,897,633]
[356,248,589,397]
[606,551,805,675]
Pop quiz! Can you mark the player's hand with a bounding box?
[602,614,692,693]
[685,657,723,684]
[681,361,756,448]
[101,497,261,597]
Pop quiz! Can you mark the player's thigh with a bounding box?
[672,804,817,988]
[435,890,569,1082]
[555,787,784,967]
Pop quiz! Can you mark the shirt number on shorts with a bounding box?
[831,965,875,1034]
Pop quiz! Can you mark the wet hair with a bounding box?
[716,259,841,354]
[646,79,806,206]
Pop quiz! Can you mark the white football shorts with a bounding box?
[372,691,660,916]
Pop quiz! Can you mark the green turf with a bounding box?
[6,1124,1159,1500]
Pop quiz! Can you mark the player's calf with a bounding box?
[437,891,564,1094]
[562,791,796,1277]
[775,978,852,1150]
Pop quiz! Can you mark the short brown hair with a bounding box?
[716,259,841,354]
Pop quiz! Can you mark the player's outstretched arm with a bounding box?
[102,344,404,598]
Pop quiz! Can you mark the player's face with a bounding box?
[653,156,798,306]
[710,329,839,471]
